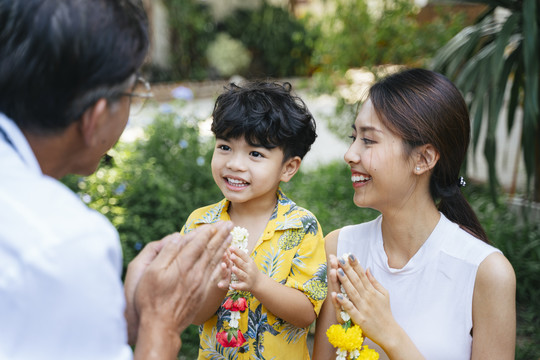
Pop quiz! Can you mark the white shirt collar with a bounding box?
[0,112,43,175]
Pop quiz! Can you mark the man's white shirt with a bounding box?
[0,114,132,359]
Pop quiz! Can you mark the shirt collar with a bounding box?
[0,113,42,175]
[193,188,303,232]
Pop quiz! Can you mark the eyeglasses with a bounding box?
[122,76,154,115]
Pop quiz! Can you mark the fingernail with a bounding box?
[348,254,356,263]
[338,268,345,277]
[337,293,344,300]
[338,258,346,265]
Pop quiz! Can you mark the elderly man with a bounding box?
[0,1,231,359]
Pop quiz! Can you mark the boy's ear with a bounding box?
[280,156,302,183]
[414,144,440,174]
[79,98,108,147]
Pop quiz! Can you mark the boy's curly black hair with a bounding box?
[211,81,317,160]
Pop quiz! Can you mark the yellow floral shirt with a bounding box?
[181,189,327,360]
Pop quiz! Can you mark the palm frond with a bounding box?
[507,56,523,133]
[432,0,540,199]
[521,0,539,181]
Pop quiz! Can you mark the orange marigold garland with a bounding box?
[217,227,249,348]
[326,254,379,360]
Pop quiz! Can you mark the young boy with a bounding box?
[181,81,327,359]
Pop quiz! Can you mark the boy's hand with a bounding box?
[214,248,233,290]
[229,247,260,292]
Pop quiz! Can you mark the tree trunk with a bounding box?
[288,0,297,15]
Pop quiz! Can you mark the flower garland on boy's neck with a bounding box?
[326,254,379,360]
[216,227,249,349]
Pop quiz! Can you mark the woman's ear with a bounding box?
[414,144,440,174]
[79,98,108,147]
[280,156,302,182]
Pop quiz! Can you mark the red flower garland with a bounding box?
[216,329,246,348]
[223,297,248,312]
[217,294,248,348]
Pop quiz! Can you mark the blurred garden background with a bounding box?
[62,0,539,358]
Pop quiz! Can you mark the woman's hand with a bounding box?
[330,254,426,359]
[329,253,394,345]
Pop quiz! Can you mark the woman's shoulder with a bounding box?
[324,216,381,257]
[439,214,501,265]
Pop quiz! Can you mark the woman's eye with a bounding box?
[348,135,356,142]
[360,137,375,145]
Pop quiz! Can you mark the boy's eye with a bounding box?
[218,144,230,151]
[250,151,263,158]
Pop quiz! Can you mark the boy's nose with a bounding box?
[226,154,247,171]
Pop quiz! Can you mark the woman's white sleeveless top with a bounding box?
[337,213,500,359]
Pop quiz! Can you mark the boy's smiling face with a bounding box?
[211,136,300,208]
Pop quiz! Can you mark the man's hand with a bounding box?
[126,221,233,359]
[124,237,168,345]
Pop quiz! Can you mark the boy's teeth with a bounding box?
[351,175,371,182]
[227,178,247,185]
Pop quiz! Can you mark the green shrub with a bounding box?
[162,0,216,81]
[311,0,466,88]
[178,324,200,359]
[220,1,318,78]
[206,32,252,77]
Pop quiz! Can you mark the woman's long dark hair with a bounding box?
[369,68,488,243]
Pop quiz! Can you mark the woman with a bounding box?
[313,68,516,359]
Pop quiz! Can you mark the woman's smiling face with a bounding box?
[344,99,418,213]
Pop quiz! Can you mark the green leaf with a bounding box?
[521,0,539,179]
[490,13,519,82]
[471,95,485,153]
[494,42,519,118]
[455,42,495,94]
[507,57,523,133]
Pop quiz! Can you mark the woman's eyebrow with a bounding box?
[359,125,382,133]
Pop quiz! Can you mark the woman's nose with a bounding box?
[344,142,360,165]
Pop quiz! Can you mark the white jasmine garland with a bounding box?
[350,349,361,359]
[336,348,348,360]
[230,226,249,253]
[230,226,249,285]
[218,227,250,348]
[229,311,241,328]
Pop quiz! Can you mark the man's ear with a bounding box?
[280,156,302,182]
[414,144,440,174]
[79,98,108,146]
